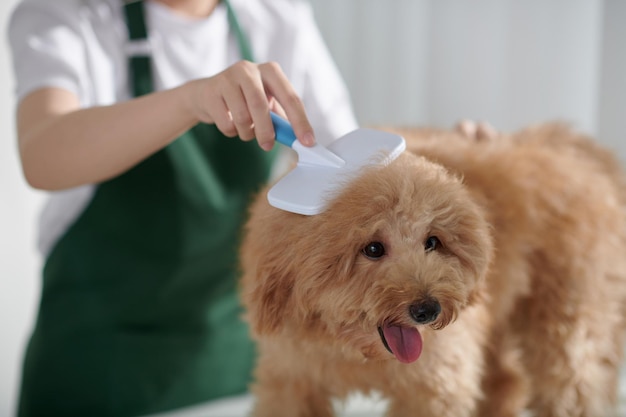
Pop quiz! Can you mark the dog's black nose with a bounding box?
[409,299,441,324]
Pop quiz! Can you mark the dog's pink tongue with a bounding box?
[383,324,423,363]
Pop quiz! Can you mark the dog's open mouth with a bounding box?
[378,324,423,364]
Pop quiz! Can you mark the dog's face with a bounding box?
[240,152,493,363]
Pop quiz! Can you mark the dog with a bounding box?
[239,123,626,417]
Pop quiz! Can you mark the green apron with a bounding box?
[17,1,275,416]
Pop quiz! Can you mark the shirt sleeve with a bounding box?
[7,0,88,102]
[291,1,359,145]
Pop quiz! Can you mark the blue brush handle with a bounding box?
[270,112,297,148]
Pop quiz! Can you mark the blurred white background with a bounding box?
[309,0,626,160]
[1,0,45,416]
[1,0,625,416]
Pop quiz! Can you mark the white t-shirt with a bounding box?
[8,0,358,256]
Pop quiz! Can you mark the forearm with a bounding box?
[18,84,198,190]
[17,61,316,191]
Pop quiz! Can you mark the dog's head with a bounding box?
[240,151,493,363]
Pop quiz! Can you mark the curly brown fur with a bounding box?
[239,124,626,417]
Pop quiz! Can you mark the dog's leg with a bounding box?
[385,397,475,417]
[250,376,335,417]
[250,376,334,417]
[385,382,480,417]
[250,346,335,417]
[478,331,530,417]
[515,264,626,417]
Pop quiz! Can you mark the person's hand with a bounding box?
[455,119,498,141]
[184,60,316,151]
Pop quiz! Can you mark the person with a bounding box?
[7,0,357,415]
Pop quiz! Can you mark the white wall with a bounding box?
[310,0,625,161]
[598,0,626,159]
[0,1,624,416]
[0,1,44,415]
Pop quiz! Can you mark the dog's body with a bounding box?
[240,124,626,417]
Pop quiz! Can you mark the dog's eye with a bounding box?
[362,242,386,259]
[424,236,440,252]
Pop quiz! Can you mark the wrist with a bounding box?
[177,79,206,126]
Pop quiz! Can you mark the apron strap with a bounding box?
[123,0,148,40]
[123,0,153,96]
[223,0,255,62]
[123,0,255,98]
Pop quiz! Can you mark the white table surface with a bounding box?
[145,363,626,417]
[146,393,388,417]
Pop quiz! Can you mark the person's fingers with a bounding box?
[209,96,238,138]
[455,119,498,142]
[190,74,240,137]
[235,62,276,150]
[268,97,287,120]
[259,62,315,147]
[224,96,255,142]
[190,61,314,151]
[476,122,498,141]
[216,61,275,149]
[455,119,477,138]
[220,69,255,141]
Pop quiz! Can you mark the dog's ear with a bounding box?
[239,198,301,336]
[466,272,488,306]
[444,195,494,308]
[240,257,295,336]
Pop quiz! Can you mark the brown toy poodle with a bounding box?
[239,123,626,417]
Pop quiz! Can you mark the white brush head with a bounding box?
[268,128,406,215]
